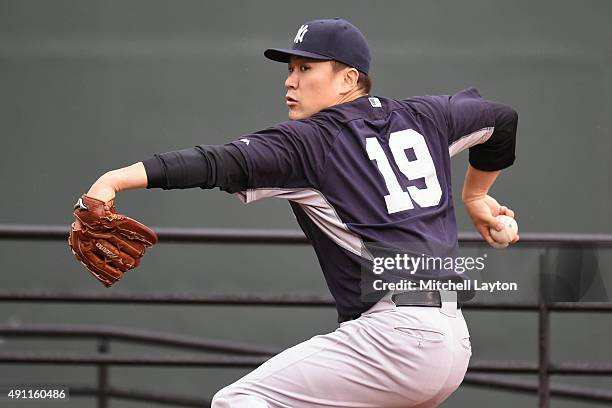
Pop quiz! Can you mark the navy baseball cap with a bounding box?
[264,18,371,75]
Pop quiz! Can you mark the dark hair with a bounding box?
[332,61,372,94]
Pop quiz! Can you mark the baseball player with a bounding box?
[74,18,519,408]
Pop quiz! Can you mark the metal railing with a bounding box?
[1,224,612,407]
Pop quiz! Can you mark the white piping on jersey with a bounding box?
[234,188,372,259]
[448,127,495,157]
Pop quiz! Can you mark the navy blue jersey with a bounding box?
[230,88,495,322]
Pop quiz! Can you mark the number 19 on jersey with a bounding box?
[366,129,442,214]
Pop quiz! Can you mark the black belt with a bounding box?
[391,290,462,309]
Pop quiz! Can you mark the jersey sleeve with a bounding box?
[228,119,335,203]
[407,87,495,157]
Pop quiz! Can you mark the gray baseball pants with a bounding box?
[212,291,471,407]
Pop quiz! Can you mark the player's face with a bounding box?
[285,57,346,120]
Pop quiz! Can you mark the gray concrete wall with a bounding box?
[0,0,611,406]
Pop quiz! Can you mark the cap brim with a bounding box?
[264,48,332,63]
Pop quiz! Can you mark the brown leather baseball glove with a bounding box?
[68,194,158,287]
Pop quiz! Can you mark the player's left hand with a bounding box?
[463,194,520,247]
[68,194,158,287]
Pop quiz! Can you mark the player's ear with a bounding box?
[341,67,360,93]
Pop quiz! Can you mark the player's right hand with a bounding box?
[463,194,520,247]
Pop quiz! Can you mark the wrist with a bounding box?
[462,192,486,204]
[86,173,118,203]
[462,164,499,203]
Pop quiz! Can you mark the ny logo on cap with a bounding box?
[293,24,308,44]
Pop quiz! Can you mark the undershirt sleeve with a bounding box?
[141,144,248,193]
[468,101,518,171]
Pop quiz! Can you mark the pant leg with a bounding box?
[211,294,471,408]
